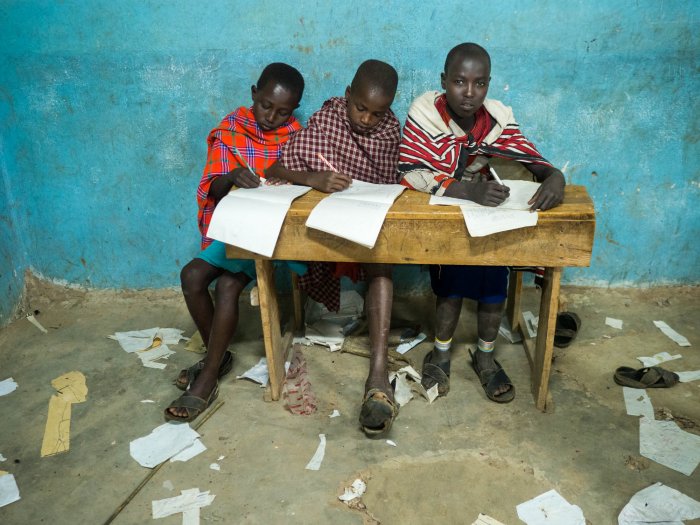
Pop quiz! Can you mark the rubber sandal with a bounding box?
[421,350,450,397]
[614,366,679,389]
[359,388,399,437]
[174,351,233,391]
[554,312,581,348]
[164,382,220,423]
[469,349,515,403]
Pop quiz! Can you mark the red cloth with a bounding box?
[197,106,301,249]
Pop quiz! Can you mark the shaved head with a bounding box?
[350,59,398,100]
[444,43,491,75]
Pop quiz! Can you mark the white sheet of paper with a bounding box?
[152,488,215,519]
[109,327,159,352]
[677,370,700,382]
[206,185,311,257]
[639,416,700,475]
[396,332,427,354]
[653,320,691,346]
[618,482,700,524]
[462,207,538,237]
[622,387,654,419]
[306,181,405,248]
[130,423,201,468]
[430,180,541,211]
[0,378,18,397]
[305,434,326,471]
[170,438,207,463]
[137,344,175,366]
[606,317,623,329]
[0,473,20,508]
[636,351,682,367]
[516,489,586,524]
[471,514,507,525]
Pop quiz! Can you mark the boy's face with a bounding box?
[441,55,490,121]
[344,85,393,135]
[250,82,299,132]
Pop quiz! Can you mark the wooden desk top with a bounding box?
[227,185,595,267]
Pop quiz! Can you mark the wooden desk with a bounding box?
[227,185,595,411]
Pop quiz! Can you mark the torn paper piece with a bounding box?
[499,316,522,344]
[170,439,207,463]
[185,331,206,354]
[109,328,159,352]
[130,423,201,468]
[618,482,700,524]
[606,317,623,329]
[152,488,215,519]
[237,357,290,387]
[41,371,88,457]
[0,378,18,397]
[163,480,174,491]
[523,311,539,338]
[0,454,5,462]
[217,455,225,461]
[209,463,220,471]
[396,365,422,383]
[305,290,364,326]
[386,440,397,447]
[157,328,186,345]
[426,384,439,403]
[304,320,345,352]
[137,343,175,369]
[623,387,654,419]
[391,372,414,407]
[396,332,427,355]
[653,320,691,346]
[516,489,586,524]
[0,472,20,508]
[141,399,155,404]
[639,416,700,475]
[339,479,366,502]
[26,314,48,333]
[329,409,340,418]
[305,434,326,471]
[636,351,682,367]
[677,370,700,382]
[471,514,507,525]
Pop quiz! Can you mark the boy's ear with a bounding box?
[344,86,351,100]
[251,84,258,101]
[440,72,447,90]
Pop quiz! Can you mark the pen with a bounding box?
[489,166,503,185]
[317,153,338,172]
[231,144,259,179]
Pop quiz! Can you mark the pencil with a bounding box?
[317,153,338,172]
[489,166,504,185]
[231,144,259,178]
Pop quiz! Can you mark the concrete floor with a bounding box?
[0,279,698,524]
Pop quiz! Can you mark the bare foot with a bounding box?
[475,350,511,397]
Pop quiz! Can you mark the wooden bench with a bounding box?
[227,185,595,411]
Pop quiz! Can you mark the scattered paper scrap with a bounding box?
[0,378,18,397]
[606,317,623,329]
[386,440,397,447]
[170,439,207,463]
[109,327,185,353]
[639,416,700,476]
[426,384,439,403]
[396,332,427,355]
[136,343,175,369]
[636,351,682,367]
[217,455,225,461]
[209,463,220,471]
[152,488,215,521]
[499,316,522,344]
[618,482,700,524]
[339,479,366,502]
[0,454,5,462]
[0,472,20,508]
[237,357,289,387]
[41,371,88,457]
[622,387,654,419]
[522,311,539,338]
[162,480,174,491]
[516,489,585,524]
[141,399,155,404]
[130,422,200,468]
[329,409,341,418]
[471,514,506,525]
[677,370,700,383]
[653,320,691,346]
[305,434,326,471]
[26,314,48,333]
[388,365,424,407]
[185,331,206,354]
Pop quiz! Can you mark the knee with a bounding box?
[180,260,210,294]
[214,272,248,299]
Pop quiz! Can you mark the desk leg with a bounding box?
[255,260,285,401]
[506,271,523,332]
[531,267,562,411]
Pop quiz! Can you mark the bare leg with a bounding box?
[180,258,224,348]
[475,300,510,396]
[168,271,250,418]
[362,263,393,398]
[428,296,463,367]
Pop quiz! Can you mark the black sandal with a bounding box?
[469,349,515,403]
[554,312,581,348]
[174,351,233,391]
[421,350,450,397]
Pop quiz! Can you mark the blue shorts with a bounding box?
[429,265,508,303]
[197,240,308,279]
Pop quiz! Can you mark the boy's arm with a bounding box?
[209,168,260,201]
[524,164,565,211]
[266,160,352,193]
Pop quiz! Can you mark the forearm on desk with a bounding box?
[266,160,313,186]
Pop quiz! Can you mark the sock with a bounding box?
[477,338,495,353]
[434,337,452,352]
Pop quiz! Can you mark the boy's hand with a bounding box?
[308,171,352,193]
[528,173,565,211]
[445,180,510,206]
[264,176,290,186]
[231,167,261,189]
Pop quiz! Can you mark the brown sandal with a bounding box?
[174,351,233,391]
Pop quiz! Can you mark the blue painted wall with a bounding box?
[1,0,698,317]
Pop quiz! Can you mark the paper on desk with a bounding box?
[636,351,681,367]
[170,438,207,463]
[305,434,326,471]
[0,472,20,508]
[677,370,700,382]
[622,387,654,419]
[606,317,623,329]
[0,378,18,397]
[653,320,691,346]
[430,180,541,210]
[130,422,201,468]
[516,489,586,524]
[306,181,405,248]
[639,416,700,475]
[462,207,538,237]
[152,488,215,520]
[41,371,88,457]
[396,332,427,354]
[471,514,506,525]
[207,184,312,257]
[618,482,700,524]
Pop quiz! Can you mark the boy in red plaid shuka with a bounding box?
[268,60,401,437]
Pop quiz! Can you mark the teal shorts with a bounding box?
[197,240,308,280]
